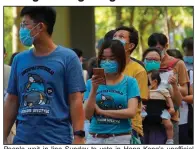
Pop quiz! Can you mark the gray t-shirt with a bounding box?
[4,64,11,94]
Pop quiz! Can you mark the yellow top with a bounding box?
[123,60,149,136]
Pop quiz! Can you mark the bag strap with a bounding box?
[187,69,193,95]
[160,58,180,72]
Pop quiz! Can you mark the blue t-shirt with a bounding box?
[7,46,86,144]
[84,75,140,134]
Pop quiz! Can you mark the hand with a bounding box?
[91,75,106,91]
[168,74,177,86]
[73,136,85,144]
[95,104,103,115]
[168,108,175,115]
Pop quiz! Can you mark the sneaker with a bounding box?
[166,139,174,144]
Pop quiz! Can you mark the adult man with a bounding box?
[148,33,189,144]
[179,37,193,144]
[4,6,86,144]
[113,26,149,140]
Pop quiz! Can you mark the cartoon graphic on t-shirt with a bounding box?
[97,94,123,110]
[97,94,116,110]
[23,73,48,107]
[96,94,123,124]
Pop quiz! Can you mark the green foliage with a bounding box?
[95,7,193,60]
[4,7,13,65]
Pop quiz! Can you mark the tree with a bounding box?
[4,7,13,64]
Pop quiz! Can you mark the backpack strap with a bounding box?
[130,57,146,70]
[160,58,180,72]
[187,69,193,95]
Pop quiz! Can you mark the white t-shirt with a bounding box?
[83,69,88,84]
[179,68,193,125]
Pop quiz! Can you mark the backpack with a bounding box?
[187,69,193,139]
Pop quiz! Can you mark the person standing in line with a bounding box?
[179,37,193,144]
[148,33,189,144]
[4,6,86,144]
[113,26,149,142]
[84,40,140,144]
[72,48,88,84]
[142,47,183,144]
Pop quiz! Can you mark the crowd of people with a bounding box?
[3,6,193,145]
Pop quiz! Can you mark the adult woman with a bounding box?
[142,47,183,144]
[84,40,140,144]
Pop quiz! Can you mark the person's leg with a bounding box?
[179,124,192,144]
[162,119,173,144]
[172,120,179,145]
[161,109,173,144]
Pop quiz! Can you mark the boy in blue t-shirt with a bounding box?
[4,7,86,144]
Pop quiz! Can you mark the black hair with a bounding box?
[97,40,126,74]
[182,37,193,51]
[9,52,20,66]
[142,47,162,61]
[148,33,168,48]
[104,30,116,42]
[20,6,56,36]
[115,26,139,53]
[167,49,183,60]
[151,70,161,86]
[4,47,6,54]
[72,48,83,58]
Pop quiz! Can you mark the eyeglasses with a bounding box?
[145,59,160,62]
[20,22,36,28]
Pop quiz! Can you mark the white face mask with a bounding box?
[161,50,166,58]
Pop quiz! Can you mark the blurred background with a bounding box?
[4,6,193,64]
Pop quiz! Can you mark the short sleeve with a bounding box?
[135,70,149,100]
[127,77,140,101]
[66,56,86,94]
[83,79,92,101]
[7,56,18,96]
[159,89,171,98]
[175,60,190,85]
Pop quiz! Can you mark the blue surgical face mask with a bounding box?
[113,37,126,46]
[144,59,161,72]
[184,56,193,64]
[19,24,40,47]
[100,60,119,74]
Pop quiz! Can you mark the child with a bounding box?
[142,70,175,144]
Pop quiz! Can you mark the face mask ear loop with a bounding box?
[30,23,41,38]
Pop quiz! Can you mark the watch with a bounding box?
[74,130,85,138]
